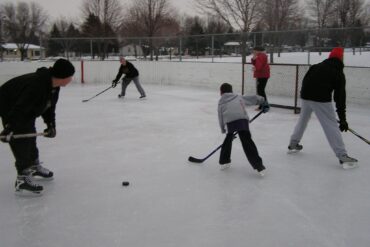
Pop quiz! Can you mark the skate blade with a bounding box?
[287,149,301,154]
[220,163,231,170]
[15,189,43,197]
[32,176,54,181]
[341,162,359,170]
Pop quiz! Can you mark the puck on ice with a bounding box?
[122,181,130,186]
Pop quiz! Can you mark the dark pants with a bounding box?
[219,126,265,172]
[2,119,39,175]
[256,78,269,108]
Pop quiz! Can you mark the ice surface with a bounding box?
[0,84,369,247]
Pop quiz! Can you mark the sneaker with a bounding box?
[139,95,146,99]
[220,163,231,170]
[339,154,358,169]
[29,165,54,180]
[15,175,43,196]
[118,94,124,98]
[287,143,303,153]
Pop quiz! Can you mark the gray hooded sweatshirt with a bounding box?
[218,93,265,133]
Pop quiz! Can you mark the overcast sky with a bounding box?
[10,0,198,22]
[7,0,370,24]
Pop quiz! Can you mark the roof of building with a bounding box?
[1,43,44,49]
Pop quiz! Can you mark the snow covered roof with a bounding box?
[224,41,240,46]
[1,43,44,50]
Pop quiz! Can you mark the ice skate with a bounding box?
[29,164,54,180]
[220,163,231,170]
[15,175,43,196]
[257,168,266,177]
[339,154,358,169]
[287,143,303,154]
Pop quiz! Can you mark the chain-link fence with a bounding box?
[36,27,370,63]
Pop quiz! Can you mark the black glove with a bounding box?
[261,101,270,113]
[112,79,118,88]
[44,122,56,138]
[0,125,14,143]
[339,120,348,132]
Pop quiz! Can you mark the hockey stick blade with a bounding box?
[81,85,113,103]
[188,156,204,163]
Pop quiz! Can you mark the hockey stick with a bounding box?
[348,128,370,145]
[82,85,113,103]
[188,110,264,163]
[0,132,46,141]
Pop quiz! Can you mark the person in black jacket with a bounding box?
[0,59,75,195]
[288,47,358,169]
[111,57,146,99]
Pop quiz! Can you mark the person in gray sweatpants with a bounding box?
[111,57,146,99]
[288,47,358,169]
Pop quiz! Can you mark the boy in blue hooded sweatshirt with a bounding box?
[218,83,268,176]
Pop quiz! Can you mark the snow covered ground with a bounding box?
[0,84,369,247]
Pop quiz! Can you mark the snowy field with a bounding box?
[0,83,369,247]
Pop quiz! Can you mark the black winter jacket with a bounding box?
[0,67,59,130]
[113,61,139,81]
[300,58,346,121]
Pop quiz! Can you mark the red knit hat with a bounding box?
[329,47,344,61]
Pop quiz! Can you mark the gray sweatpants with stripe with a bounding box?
[290,99,347,158]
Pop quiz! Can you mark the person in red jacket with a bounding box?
[251,47,270,111]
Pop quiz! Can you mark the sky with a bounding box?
[9,0,198,22]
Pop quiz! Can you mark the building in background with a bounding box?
[1,43,45,60]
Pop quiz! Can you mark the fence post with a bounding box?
[211,35,214,63]
[90,39,93,59]
[80,60,84,84]
[241,32,247,94]
[179,37,182,62]
[294,65,299,114]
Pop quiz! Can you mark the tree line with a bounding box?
[0,0,369,60]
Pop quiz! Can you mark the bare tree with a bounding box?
[260,0,301,31]
[122,0,176,60]
[1,1,48,60]
[307,0,336,28]
[52,19,79,58]
[81,0,123,31]
[81,0,123,59]
[334,0,367,27]
[194,0,261,32]
[333,0,368,46]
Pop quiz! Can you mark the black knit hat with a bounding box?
[51,59,75,78]
[220,83,233,93]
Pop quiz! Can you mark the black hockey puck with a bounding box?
[122,181,130,186]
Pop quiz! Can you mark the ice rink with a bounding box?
[0,83,369,247]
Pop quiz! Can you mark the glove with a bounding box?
[44,122,56,138]
[0,125,14,143]
[112,79,118,88]
[221,128,226,134]
[261,102,270,113]
[339,120,348,132]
